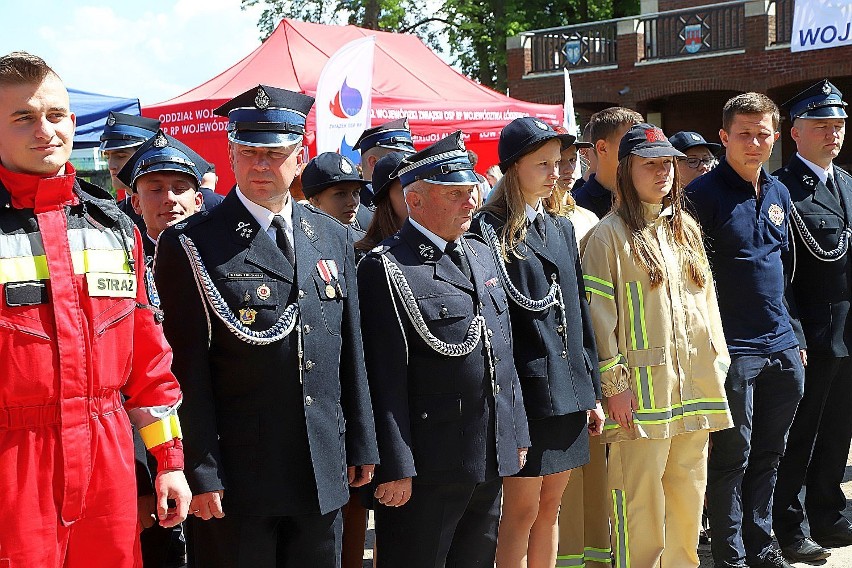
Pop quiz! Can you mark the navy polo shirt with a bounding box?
[686,157,798,355]
[573,174,614,219]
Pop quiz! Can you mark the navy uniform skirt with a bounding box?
[514,411,590,477]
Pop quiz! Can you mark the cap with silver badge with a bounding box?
[99,112,161,152]
[213,85,315,148]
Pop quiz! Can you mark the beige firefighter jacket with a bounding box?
[580,203,733,443]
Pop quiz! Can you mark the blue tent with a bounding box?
[69,88,140,149]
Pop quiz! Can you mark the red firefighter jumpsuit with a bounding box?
[0,163,184,567]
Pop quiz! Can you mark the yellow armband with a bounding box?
[139,414,183,449]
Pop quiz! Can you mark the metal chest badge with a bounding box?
[768,203,785,226]
[317,259,339,299]
[257,283,271,300]
[239,307,257,325]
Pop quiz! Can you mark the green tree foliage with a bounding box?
[241,0,639,91]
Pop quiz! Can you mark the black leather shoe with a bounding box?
[780,537,831,562]
[813,525,852,548]
[751,549,794,568]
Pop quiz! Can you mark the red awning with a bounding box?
[144,18,563,191]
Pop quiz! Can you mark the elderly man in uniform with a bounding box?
[357,131,530,568]
[0,51,190,567]
[772,80,852,563]
[154,84,378,567]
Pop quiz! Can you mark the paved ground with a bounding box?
[362,450,852,567]
[698,454,852,567]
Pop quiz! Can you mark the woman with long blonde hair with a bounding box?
[581,124,732,567]
[472,117,604,568]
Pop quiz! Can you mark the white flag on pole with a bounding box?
[563,69,579,137]
[315,36,376,163]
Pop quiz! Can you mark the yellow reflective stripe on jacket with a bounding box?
[139,414,183,449]
[603,398,730,430]
[611,489,630,568]
[626,281,654,410]
[0,249,132,284]
[0,223,133,286]
[584,274,615,299]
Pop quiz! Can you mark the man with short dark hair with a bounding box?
[573,107,642,218]
[772,79,852,563]
[688,92,805,568]
[0,50,190,567]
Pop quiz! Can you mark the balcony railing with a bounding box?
[527,20,618,73]
[521,0,796,75]
[641,1,745,60]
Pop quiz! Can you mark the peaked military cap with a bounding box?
[371,151,407,201]
[668,131,722,154]
[99,112,161,151]
[395,131,478,188]
[498,117,576,173]
[784,79,847,121]
[116,130,209,191]
[301,152,369,199]
[213,85,315,148]
[353,118,416,153]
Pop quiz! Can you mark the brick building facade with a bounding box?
[507,0,852,171]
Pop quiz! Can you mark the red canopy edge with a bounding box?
[143,19,563,191]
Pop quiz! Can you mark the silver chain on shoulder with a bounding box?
[179,234,300,345]
[381,254,485,357]
[790,205,851,262]
[481,221,569,351]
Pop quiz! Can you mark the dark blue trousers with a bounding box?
[187,508,342,567]
[375,477,502,568]
[707,347,804,566]
[773,355,852,544]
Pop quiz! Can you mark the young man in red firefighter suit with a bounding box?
[0,51,192,567]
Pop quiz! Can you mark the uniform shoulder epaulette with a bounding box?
[303,202,348,227]
[836,165,851,182]
[170,208,212,233]
[463,230,487,245]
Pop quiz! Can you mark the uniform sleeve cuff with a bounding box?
[150,438,185,472]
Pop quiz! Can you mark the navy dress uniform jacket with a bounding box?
[357,220,531,486]
[471,212,601,419]
[154,190,378,517]
[776,156,852,357]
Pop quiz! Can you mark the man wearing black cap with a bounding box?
[154,84,379,567]
[118,130,207,262]
[357,131,530,568]
[100,111,160,225]
[301,152,369,227]
[772,79,851,562]
[669,131,721,186]
[353,117,416,207]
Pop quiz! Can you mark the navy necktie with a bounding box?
[271,215,295,267]
[445,241,472,281]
